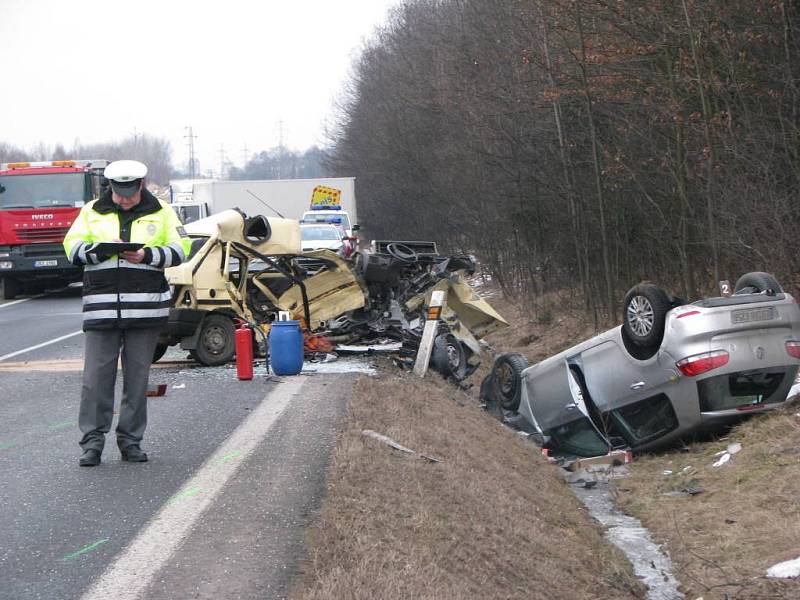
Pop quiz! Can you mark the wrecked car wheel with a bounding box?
[734,272,782,295]
[622,284,671,349]
[492,353,528,411]
[431,333,467,380]
[385,242,418,264]
[152,343,168,363]
[194,313,236,366]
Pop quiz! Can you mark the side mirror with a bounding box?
[351,224,361,232]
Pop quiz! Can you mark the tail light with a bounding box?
[786,341,800,358]
[676,350,729,377]
[676,310,701,319]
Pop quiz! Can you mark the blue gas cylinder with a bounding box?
[269,320,304,375]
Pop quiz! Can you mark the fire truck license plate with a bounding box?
[34,260,58,267]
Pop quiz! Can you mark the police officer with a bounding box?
[64,160,191,467]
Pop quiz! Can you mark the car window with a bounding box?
[697,367,798,412]
[187,236,209,260]
[301,227,341,241]
[609,393,678,445]
[547,417,610,457]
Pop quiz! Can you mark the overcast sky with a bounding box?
[0,0,398,174]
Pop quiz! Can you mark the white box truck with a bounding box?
[174,177,357,224]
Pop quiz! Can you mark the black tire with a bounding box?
[352,251,367,275]
[734,272,782,295]
[430,333,467,381]
[1,277,21,300]
[385,242,418,264]
[194,314,236,366]
[491,353,529,411]
[152,343,168,363]
[622,283,671,349]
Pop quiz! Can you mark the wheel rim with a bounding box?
[202,325,228,356]
[496,363,515,396]
[627,295,654,337]
[445,343,461,369]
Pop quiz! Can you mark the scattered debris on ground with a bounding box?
[361,429,441,463]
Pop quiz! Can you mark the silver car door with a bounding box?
[578,338,654,412]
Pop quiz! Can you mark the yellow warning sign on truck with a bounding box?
[310,185,342,209]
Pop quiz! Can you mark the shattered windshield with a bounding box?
[0,173,88,209]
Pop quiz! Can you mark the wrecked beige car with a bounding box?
[156,210,508,377]
[157,210,366,365]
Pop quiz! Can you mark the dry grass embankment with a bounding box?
[290,367,644,599]
[616,408,800,600]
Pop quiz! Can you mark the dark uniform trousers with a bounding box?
[79,327,161,452]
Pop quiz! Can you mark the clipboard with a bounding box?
[91,242,144,254]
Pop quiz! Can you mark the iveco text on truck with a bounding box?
[0,159,109,299]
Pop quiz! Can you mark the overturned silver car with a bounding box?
[482,273,800,456]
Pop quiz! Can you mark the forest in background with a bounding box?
[328,0,800,318]
[0,137,327,186]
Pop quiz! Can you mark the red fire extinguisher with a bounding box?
[235,323,254,380]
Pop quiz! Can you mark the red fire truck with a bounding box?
[0,159,109,299]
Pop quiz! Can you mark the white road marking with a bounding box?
[0,284,77,309]
[0,330,83,362]
[0,295,40,309]
[80,377,306,600]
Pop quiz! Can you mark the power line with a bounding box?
[184,126,198,178]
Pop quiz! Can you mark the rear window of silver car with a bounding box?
[698,367,798,412]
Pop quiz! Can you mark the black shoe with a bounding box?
[79,449,101,467]
[120,446,148,462]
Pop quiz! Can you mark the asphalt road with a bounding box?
[0,288,353,600]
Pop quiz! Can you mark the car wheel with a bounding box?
[1,277,21,300]
[734,272,782,295]
[622,284,671,349]
[431,333,467,380]
[152,343,168,363]
[491,353,529,411]
[194,313,236,366]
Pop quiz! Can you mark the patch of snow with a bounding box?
[573,483,684,600]
[767,556,800,578]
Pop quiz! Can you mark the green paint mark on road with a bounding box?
[48,421,75,432]
[215,450,242,465]
[61,538,109,561]
[0,441,16,451]
[168,487,201,505]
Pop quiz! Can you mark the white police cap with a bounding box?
[104,160,147,182]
